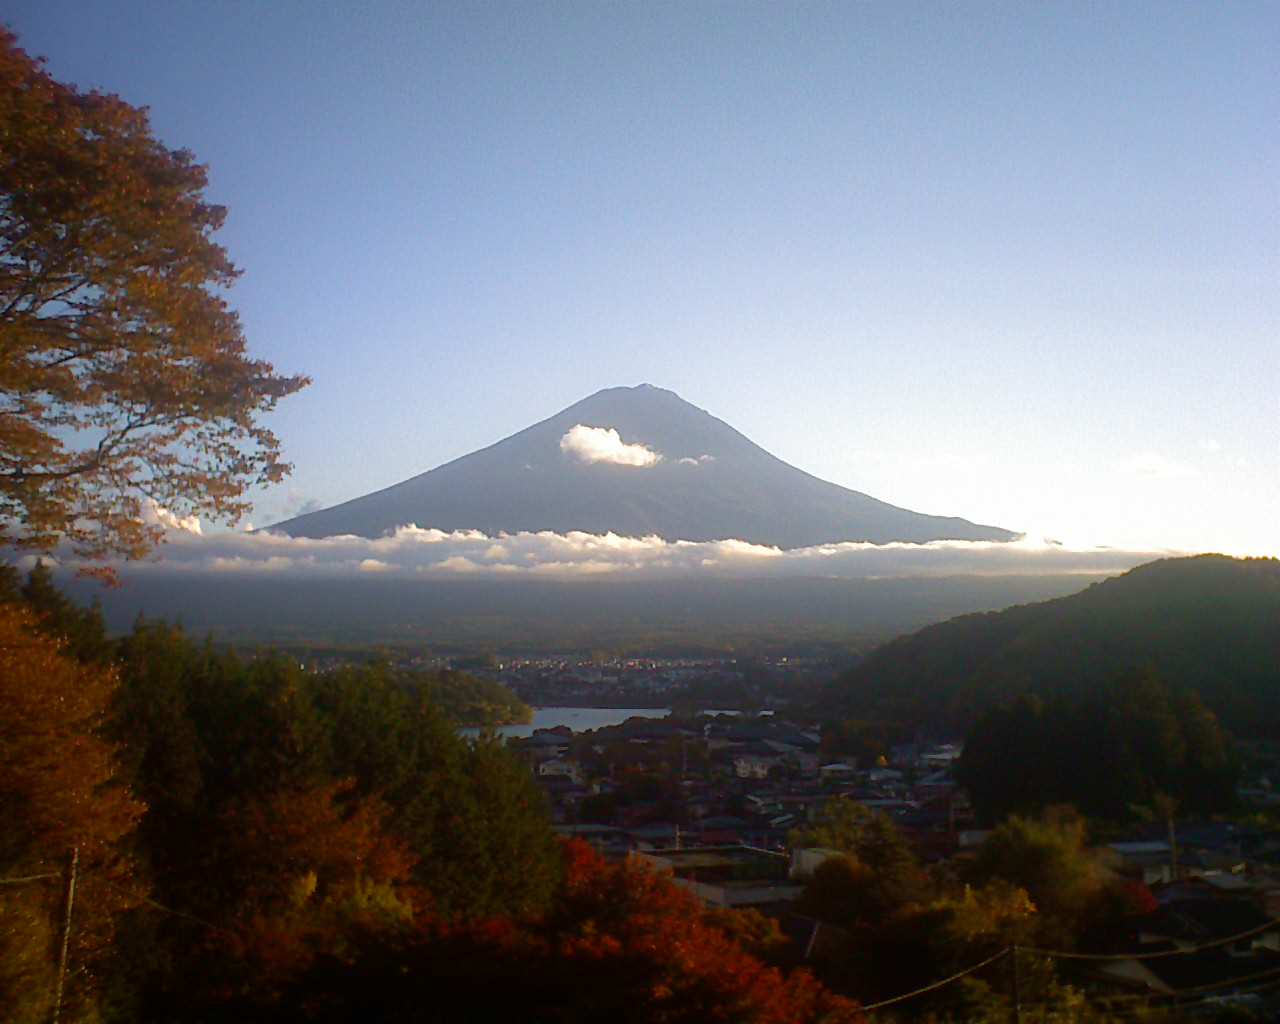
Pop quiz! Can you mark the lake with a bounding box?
[460,706,671,740]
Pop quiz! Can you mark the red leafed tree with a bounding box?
[215,781,417,916]
[542,839,864,1024]
[0,601,144,1020]
[216,838,864,1023]
[159,781,421,1014]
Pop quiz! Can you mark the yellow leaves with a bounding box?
[936,881,1038,946]
[288,870,319,908]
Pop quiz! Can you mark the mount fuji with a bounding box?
[270,384,1017,548]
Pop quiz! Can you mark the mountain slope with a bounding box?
[271,384,1015,548]
[820,554,1280,735]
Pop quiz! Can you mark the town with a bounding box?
[512,709,1280,1011]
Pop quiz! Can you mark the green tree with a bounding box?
[0,29,307,560]
[790,797,927,915]
[959,671,1239,823]
[966,810,1110,946]
[310,663,559,918]
[18,560,111,662]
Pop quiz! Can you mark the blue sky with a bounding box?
[7,2,1276,554]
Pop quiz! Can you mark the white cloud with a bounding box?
[559,424,662,467]
[433,555,481,574]
[1198,439,1223,453]
[69,514,1176,582]
[141,500,202,535]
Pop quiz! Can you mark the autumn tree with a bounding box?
[0,29,306,560]
[0,602,143,1022]
[229,840,865,1024]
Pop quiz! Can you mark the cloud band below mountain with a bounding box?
[69,515,1177,581]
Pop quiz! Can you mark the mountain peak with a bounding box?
[271,387,1016,547]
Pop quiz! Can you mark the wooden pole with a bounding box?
[1009,945,1022,1024]
[51,847,78,1024]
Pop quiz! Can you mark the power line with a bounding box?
[1021,914,1280,962]
[0,871,60,885]
[96,877,237,937]
[858,914,1280,1014]
[860,948,1009,1011]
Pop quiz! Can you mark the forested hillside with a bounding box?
[821,555,1280,736]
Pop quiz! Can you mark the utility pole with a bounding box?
[1153,792,1179,882]
[51,846,79,1024]
[1009,945,1022,1024]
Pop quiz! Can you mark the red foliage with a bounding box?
[196,837,864,1022]
[1114,877,1160,917]
[545,839,864,1023]
[216,779,417,915]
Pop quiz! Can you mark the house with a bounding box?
[735,754,781,780]
[1087,897,1280,996]
[1109,841,1176,886]
[633,845,803,909]
[921,743,963,772]
[554,823,631,856]
[790,847,843,878]
[819,762,857,784]
[538,758,584,785]
[524,730,570,761]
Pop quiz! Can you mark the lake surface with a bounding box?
[460,706,671,740]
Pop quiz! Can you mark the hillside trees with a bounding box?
[95,616,563,1017]
[0,29,307,560]
[820,555,1280,736]
[306,661,560,917]
[957,670,1238,823]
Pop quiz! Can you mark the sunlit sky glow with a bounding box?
[8,3,1277,557]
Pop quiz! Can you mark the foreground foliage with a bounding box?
[0,601,143,1021]
[0,570,866,1022]
[197,841,865,1024]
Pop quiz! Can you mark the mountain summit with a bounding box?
[270,385,1016,547]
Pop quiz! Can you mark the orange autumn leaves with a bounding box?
[0,29,307,561]
[515,840,864,1024]
[0,603,142,1017]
